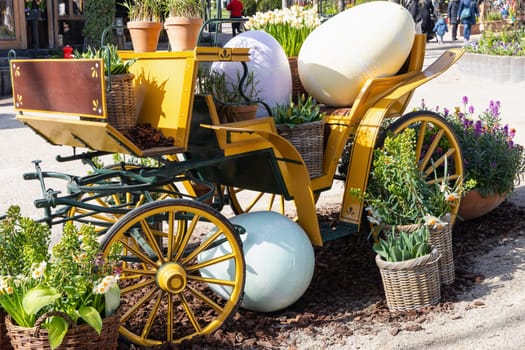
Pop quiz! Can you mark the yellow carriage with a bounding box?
[9,33,463,347]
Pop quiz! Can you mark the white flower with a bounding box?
[93,275,119,295]
[423,215,447,229]
[31,261,47,279]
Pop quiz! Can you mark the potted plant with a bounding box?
[0,205,50,350]
[163,0,204,51]
[373,225,441,311]
[422,97,525,220]
[245,6,321,101]
[362,128,473,284]
[197,67,262,123]
[364,128,472,227]
[0,209,121,350]
[273,95,325,177]
[75,44,137,130]
[121,0,165,52]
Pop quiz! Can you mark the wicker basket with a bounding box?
[276,120,324,178]
[5,311,120,350]
[383,223,455,285]
[105,73,136,131]
[376,248,441,312]
[288,57,308,103]
[428,224,454,285]
[1,310,13,350]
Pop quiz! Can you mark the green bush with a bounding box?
[243,0,257,16]
[466,28,525,56]
[256,0,281,13]
[83,0,116,48]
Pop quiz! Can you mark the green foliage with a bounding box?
[256,0,281,12]
[121,0,165,21]
[485,11,503,21]
[373,225,432,262]
[242,0,257,17]
[273,95,325,127]
[364,128,468,226]
[0,205,50,276]
[83,0,116,48]
[74,44,136,76]
[164,0,203,18]
[0,222,121,349]
[197,67,261,105]
[466,28,525,56]
[320,0,340,15]
[366,129,430,225]
[432,97,525,197]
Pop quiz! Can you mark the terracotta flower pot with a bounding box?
[458,189,507,221]
[127,21,162,53]
[218,103,258,123]
[164,17,204,51]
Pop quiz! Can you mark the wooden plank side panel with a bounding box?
[11,59,106,119]
[129,56,197,149]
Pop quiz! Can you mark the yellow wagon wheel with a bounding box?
[385,111,464,224]
[100,199,245,347]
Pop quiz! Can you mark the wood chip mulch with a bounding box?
[122,124,175,149]
[119,200,525,350]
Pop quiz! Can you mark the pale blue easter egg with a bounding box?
[198,211,315,312]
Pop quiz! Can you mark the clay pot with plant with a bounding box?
[197,67,262,123]
[121,0,165,52]
[164,0,204,51]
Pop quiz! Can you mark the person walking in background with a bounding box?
[447,0,460,41]
[458,0,479,44]
[433,15,448,44]
[419,0,435,41]
[406,0,420,22]
[227,0,244,37]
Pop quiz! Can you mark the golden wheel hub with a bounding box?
[156,262,187,293]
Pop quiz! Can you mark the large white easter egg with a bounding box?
[198,211,315,312]
[298,2,415,107]
[211,30,292,117]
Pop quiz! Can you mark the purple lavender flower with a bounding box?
[443,107,450,116]
[503,124,509,136]
[468,105,475,115]
[474,120,483,136]
[462,96,469,105]
[489,100,501,117]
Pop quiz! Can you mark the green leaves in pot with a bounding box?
[273,95,325,127]
[74,44,136,76]
[373,225,432,262]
